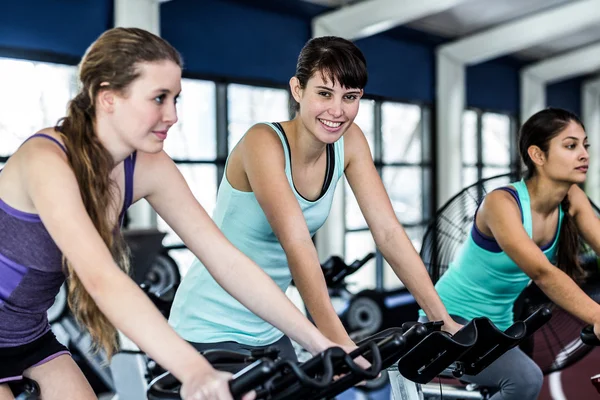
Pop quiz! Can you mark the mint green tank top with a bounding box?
[169,122,345,345]
[421,180,563,331]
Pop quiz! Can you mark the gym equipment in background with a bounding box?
[316,253,420,341]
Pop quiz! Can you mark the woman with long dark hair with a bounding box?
[423,107,600,399]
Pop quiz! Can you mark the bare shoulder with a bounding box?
[127,150,178,197]
[10,128,69,174]
[239,122,285,152]
[568,184,593,216]
[18,127,66,154]
[0,129,73,212]
[479,188,520,218]
[343,123,371,168]
[568,183,588,203]
[342,122,366,145]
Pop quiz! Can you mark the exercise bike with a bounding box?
[144,306,551,400]
[15,303,552,400]
[319,253,555,400]
[11,229,181,400]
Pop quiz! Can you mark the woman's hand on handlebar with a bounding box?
[316,338,372,370]
[593,321,600,341]
[180,368,256,400]
[441,319,463,335]
[340,344,372,370]
[340,343,378,386]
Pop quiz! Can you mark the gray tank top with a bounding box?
[0,134,136,347]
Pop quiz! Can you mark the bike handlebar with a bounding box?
[147,337,387,400]
[321,253,375,287]
[581,325,600,346]
[147,308,553,399]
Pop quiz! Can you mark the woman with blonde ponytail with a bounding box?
[0,27,344,400]
[422,107,600,399]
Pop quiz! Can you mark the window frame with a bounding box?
[461,107,521,186]
[344,96,435,291]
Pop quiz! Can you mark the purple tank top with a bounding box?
[0,134,137,347]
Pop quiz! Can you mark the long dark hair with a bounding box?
[518,107,586,281]
[56,27,182,358]
[291,36,368,112]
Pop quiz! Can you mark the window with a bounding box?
[354,99,375,157]
[461,109,518,188]
[227,84,289,152]
[163,79,217,161]
[0,58,76,158]
[381,103,431,290]
[344,100,433,292]
[159,81,291,276]
[159,164,218,277]
[344,99,377,291]
[157,79,218,272]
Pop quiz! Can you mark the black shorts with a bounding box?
[0,330,71,384]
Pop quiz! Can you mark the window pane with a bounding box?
[345,177,367,230]
[482,113,511,165]
[158,165,217,245]
[228,84,289,151]
[382,102,422,163]
[383,225,425,290]
[462,110,478,164]
[462,166,479,188]
[355,99,375,157]
[344,100,376,231]
[382,167,423,225]
[483,167,511,182]
[0,58,76,156]
[344,231,376,293]
[164,79,216,160]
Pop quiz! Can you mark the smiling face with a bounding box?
[105,60,182,154]
[532,120,589,184]
[290,71,363,144]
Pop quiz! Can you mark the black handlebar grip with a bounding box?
[581,325,600,346]
[228,359,276,399]
[522,307,552,334]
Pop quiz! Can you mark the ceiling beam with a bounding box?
[522,42,600,84]
[312,0,467,40]
[439,0,600,65]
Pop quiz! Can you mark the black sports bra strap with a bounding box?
[272,122,335,199]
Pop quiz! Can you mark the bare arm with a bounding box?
[139,149,333,354]
[343,125,459,331]
[480,189,600,326]
[570,184,600,255]
[19,141,211,385]
[230,125,353,346]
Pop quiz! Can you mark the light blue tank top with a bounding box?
[421,180,563,331]
[169,122,345,345]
